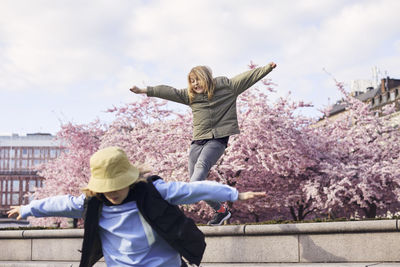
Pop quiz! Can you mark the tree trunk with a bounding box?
[289,203,312,221]
[363,202,377,218]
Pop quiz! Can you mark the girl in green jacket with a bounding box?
[130,62,276,225]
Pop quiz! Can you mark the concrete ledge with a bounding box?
[0,220,400,264]
[200,224,246,236]
[200,219,400,236]
[23,229,84,238]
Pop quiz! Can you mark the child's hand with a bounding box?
[129,86,147,94]
[269,62,277,69]
[238,191,266,200]
[7,206,22,220]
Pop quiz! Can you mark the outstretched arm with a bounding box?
[7,194,85,220]
[155,179,266,205]
[129,84,190,105]
[230,62,277,96]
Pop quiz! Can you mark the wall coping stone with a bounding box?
[0,219,398,239]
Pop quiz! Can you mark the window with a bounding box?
[12,193,19,205]
[9,159,14,169]
[391,91,397,101]
[14,159,19,169]
[50,149,57,158]
[0,159,8,170]
[10,148,15,157]
[21,159,28,169]
[22,148,28,158]
[29,180,36,191]
[34,148,40,157]
[13,180,20,192]
[1,149,9,158]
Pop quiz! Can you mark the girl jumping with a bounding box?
[130,62,276,225]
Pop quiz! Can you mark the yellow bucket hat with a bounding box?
[86,146,139,193]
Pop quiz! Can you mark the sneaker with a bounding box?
[207,210,231,226]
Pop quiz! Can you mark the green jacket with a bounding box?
[147,64,274,140]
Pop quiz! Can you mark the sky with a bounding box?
[1,0,399,135]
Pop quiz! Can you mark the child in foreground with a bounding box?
[8,146,265,267]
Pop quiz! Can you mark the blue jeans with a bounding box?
[188,139,226,211]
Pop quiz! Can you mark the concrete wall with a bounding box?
[0,220,399,265]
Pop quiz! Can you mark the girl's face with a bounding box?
[190,75,205,94]
[103,186,130,205]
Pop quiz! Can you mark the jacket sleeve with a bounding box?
[146,85,190,105]
[153,180,239,205]
[229,63,274,96]
[19,194,86,219]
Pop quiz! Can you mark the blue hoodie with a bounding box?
[20,179,238,267]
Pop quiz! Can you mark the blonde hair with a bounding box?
[82,163,151,198]
[187,66,215,103]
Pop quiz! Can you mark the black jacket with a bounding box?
[79,175,206,267]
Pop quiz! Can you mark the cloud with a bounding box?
[0,0,399,133]
[0,1,136,92]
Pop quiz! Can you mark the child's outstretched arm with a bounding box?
[129,84,190,105]
[230,62,277,96]
[154,179,266,205]
[7,194,85,220]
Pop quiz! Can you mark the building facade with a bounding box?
[326,77,400,122]
[0,133,63,216]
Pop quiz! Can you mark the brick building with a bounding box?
[0,133,63,216]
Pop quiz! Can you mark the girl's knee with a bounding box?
[194,159,212,170]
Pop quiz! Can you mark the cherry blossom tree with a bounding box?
[306,80,400,219]
[31,121,104,227]
[102,99,195,183]
[29,74,330,225]
[29,66,400,227]
[213,83,327,222]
